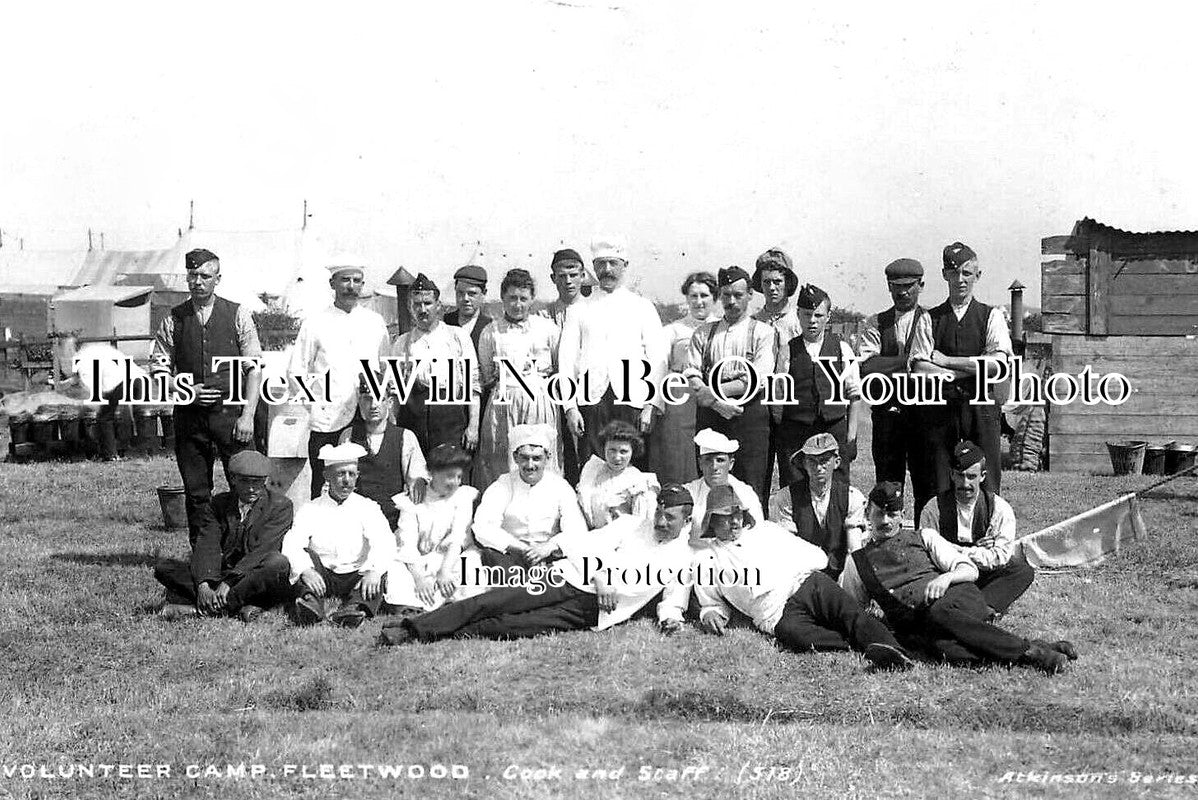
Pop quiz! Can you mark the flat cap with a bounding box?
[718,265,751,288]
[229,450,271,477]
[318,442,367,465]
[943,242,977,269]
[658,483,695,508]
[868,481,904,512]
[550,248,584,270]
[694,428,739,455]
[453,264,488,288]
[185,248,218,270]
[884,258,924,284]
[951,440,987,471]
[797,432,839,458]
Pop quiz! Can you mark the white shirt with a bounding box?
[471,471,589,553]
[281,492,397,583]
[685,315,778,403]
[767,485,867,552]
[390,321,481,398]
[556,286,667,411]
[288,304,389,433]
[554,514,697,630]
[693,521,829,634]
[858,307,933,366]
[918,493,1017,571]
[682,474,765,545]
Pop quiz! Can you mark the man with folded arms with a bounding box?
[840,481,1075,673]
[692,484,914,670]
[918,441,1034,617]
[379,484,698,645]
[471,424,589,570]
[282,443,394,627]
[155,450,292,622]
[683,429,764,545]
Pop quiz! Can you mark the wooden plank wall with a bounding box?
[1108,258,1198,335]
[1049,334,1198,472]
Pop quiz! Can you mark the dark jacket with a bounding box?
[190,487,293,589]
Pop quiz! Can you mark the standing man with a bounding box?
[914,242,1012,500]
[918,441,1034,617]
[390,273,481,460]
[443,264,492,353]
[859,258,934,510]
[151,248,262,546]
[775,284,862,482]
[751,248,802,491]
[288,259,390,499]
[542,248,587,484]
[557,237,666,473]
[685,266,777,509]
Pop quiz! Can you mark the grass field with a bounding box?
[2,425,1197,799]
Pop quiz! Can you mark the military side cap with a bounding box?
[951,440,987,471]
[884,258,924,284]
[185,248,218,270]
[410,272,439,293]
[717,265,751,288]
[795,283,830,310]
[943,242,977,269]
[658,483,695,508]
[868,481,904,512]
[229,450,271,477]
[453,264,488,287]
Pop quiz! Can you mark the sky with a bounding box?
[2,0,1197,312]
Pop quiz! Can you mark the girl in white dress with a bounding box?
[385,444,486,611]
[576,420,660,529]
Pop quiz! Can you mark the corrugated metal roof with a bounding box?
[53,285,153,304]
[1071,218,1198,257]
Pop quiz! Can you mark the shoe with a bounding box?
[160,603,198,620]
[294,595,324,626]
[238,605,265,624]
[330,605,368,629]
[1021,640,1069,675]
[864,643,916,671]
[985,605,1004,624]
[1049,640,1079,660]
[378,624,414,646]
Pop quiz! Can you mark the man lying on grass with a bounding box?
[839,481,1077,674]
[281,443,394,628]
[377,484,697,645]
[154,450,293,622]
[692,484,916,671]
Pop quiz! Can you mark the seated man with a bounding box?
[840,482,1076,674]
[917,441,1034,617]
[350,394,430,531]
[470,424,589,571]
[154,450,292,622]
[684,428,764,545]
[780,433,867,578]
[693,485,914,671]
[281,443,395,627]
[379,484,698,645]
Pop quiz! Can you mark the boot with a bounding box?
[1020,640,1068,675]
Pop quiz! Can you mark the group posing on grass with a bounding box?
[149,238,1078,675]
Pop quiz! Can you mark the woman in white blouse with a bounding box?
[474,269,563,486]
[577,420,660,529]
[651,271,719,485]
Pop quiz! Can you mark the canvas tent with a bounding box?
[51,285,155,360]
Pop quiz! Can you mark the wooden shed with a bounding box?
[1041,218,1198,472]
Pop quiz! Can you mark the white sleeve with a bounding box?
[471,480,521,552]
[281,507,318,584]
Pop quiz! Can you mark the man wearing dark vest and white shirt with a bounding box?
[784,433,867,579]
[913,242,1011,507]
[859,258,935,511]
[349,395,430,532]
[840,481,1076,674]
[918,441,1034,617]
[151,248,262,546]
[443,264,493,355]
[775,284,861,482]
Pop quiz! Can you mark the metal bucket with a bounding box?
[1105,440,1146,476]
[1166,444,1198,476]
[156,485,188,529]
[1143,442,1174,476]
[8,412,31,445]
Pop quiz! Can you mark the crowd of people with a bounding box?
[148,239,1078,675]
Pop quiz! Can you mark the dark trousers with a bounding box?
[696,400,771,513]
[577,387,649,472]
[174,406,252,545]
[154,553,292,612]
[559,412,581,486]
[299,563,384,619]
[406,583,598,642]
[925,397,1002,498]
[775,415,854,483]
[896,583,1029,665]
[872,404,935,513]
[773,572,902,653]
[397,387,472,481]
[977,552,1035,614]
